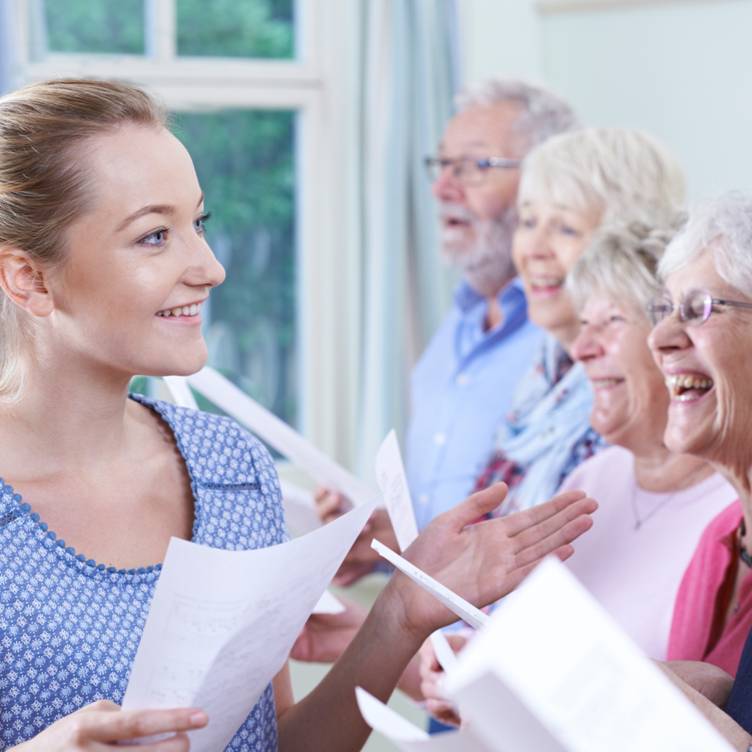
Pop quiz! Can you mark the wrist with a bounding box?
[375,576,430,649]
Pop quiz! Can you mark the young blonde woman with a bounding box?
[0,79,598,752]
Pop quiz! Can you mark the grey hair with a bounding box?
[567,221,682,319]
[518,127,686,229]
[455,78,578,151]
[658,192,752,298]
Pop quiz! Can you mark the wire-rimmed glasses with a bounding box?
[647,288,752,326]
[423,155,521,185]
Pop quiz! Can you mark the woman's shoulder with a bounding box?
[133,395,276,488]
[559,445,631,490]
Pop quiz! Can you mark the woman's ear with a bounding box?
[0,248,54,317]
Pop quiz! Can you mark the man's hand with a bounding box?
[315,488,399,586]
[419,633,468,727]
[291,596,369,664]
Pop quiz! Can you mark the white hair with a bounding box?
[659,192,752,298]
[518,127,686,229]
[567,221,681,318]
[455,78,578,151]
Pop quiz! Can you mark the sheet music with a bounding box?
[122,501,375,751]
[442,558,736,752]
[185,367,379,507]
[374,432,459,671]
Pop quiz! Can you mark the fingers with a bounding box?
[500,489,589,537]
[424,699,461,728]
[88,707,208,742]
[510,497,598,553]
[512,510,594,568]
[440,483,508,530]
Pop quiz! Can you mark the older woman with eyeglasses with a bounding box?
[418,222,738,729]
[648,193,752,678]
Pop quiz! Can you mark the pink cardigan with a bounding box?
[667,501,752,675]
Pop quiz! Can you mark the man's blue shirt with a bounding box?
[406,278,542,530]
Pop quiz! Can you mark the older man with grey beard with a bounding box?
[316,79,578,585]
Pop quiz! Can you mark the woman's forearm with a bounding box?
[277,581,422,752]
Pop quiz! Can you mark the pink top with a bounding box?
[667,501,752,675]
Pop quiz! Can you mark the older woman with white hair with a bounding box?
[559,223,736,656]
[649,192,752,677]
[419,223,737,728]
[474,127,685,514]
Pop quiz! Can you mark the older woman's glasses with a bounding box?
[647,288,752,326]
[423,156,521,185]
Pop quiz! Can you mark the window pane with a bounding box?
[173,110,298,426]
[38,0,144,55]
[176,0,294,58]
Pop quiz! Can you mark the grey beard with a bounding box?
[445,209,517,298]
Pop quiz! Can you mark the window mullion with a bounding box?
[145,0,176,62]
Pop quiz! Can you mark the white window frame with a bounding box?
[5,0,359,465]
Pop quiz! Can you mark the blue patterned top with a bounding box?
[0,396,287,751]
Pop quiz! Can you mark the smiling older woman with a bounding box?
[417,223,738,729]
[475,127,685,514]
[646,193,752,679]
[559,223,736,658]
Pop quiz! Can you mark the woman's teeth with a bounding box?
[665,374,714,401]
[157,303,201,318]
[530,276,564,290]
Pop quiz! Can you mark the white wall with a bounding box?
[457,0,752,201]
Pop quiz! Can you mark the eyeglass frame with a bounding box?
[647,288,752,327]
[423,155,521,185]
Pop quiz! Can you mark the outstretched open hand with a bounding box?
[386,482,597,639]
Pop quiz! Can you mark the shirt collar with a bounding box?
[454,276,526,314]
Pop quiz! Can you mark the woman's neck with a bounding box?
[0,356,135,480]
[632,446,714,493]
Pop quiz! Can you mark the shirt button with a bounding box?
[456,373,470,386]
[433,432,447,446]
[418,494,429,505]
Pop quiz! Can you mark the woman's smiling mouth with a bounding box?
[665,372,714,402]
[156,301,204,319]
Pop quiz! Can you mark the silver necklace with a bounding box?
[630,481,679,531]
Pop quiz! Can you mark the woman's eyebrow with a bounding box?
[115,193,204,233]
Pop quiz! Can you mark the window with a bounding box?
[6,0,353,449]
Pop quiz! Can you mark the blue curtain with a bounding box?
[355,0,459,472]
[0,0,15,94]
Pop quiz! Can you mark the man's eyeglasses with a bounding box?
[647,288,752,326]
[423,155,521,185]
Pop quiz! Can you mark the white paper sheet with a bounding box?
[355,688,492,751]
[374,432,458,671]
[374,430,419,549]
[185,367,379,507]
[163,375,199,410]
[371,540,489,630]
[122,501,375,751]
[442,558,736,752]
[278,477,321,535]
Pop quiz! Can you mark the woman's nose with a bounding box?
[571,324,602,363]
[647,310,689,355]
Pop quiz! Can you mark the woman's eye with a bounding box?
[518,216,536,229]
[558,224,580,237]
[194,211,211,235]
[138,228,168,247]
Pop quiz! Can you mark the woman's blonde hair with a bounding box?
[518,127,686,229]
[0,78,166,399]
